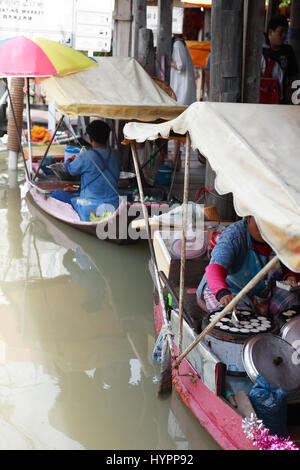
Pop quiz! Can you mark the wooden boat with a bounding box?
[25,146,170,244]
[123,102,300,450]
[20,57,186,244]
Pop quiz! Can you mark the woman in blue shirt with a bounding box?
[65,120,121,221]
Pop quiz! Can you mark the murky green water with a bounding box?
[0,154,220,450]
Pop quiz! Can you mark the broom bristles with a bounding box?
[157,337,173,399]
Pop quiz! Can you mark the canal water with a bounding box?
[0,157,220,450]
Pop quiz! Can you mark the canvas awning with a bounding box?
[41,57,186,122]
[124,101,300,272]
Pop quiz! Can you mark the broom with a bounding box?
[157,324,173,399]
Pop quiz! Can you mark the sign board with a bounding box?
[0,0,114,52]
[147,6,184,45]
[74,0,113,52]
[0,0,74,44]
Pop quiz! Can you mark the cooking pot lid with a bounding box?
[280,316,300,349]
[242,333,300,391]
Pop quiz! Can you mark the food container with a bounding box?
[64,146,80,164]
[171,231,208,259]
[280,316,300,348]
[157,165,172,186]
[242,333,300,391]
[202,311,275,375]
[118,171,136,189]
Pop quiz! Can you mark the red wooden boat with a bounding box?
[124,102,300,450]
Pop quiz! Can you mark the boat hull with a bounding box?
[153,294,255,451]
[27,183,168,244]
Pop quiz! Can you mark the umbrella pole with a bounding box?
[178,133,190,357]
[25,78,33,177]
[32,115,64,181]
[6,84,30,182]
[130,141,175,398]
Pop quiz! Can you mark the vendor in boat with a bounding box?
[65,119,121,221]
[196,216,300,319]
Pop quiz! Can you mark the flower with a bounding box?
[242,414,299,451]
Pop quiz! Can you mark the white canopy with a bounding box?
[41,57,186,121]
[124,101,300,272]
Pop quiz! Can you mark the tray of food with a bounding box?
[276,280,300,292]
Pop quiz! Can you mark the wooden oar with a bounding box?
[172,254,280,369]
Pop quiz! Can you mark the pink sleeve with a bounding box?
[205,263,229,297]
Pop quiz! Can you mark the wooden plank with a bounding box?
[113,0,132,58]
[243,0,266,103]
[153,230,171,279]
[205,0,243,221]
[24,144,65,158]
[289,1,300,76]
[234,391,257,418]
[132,0,147,59]
[156,0,173,83]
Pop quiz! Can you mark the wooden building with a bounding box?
[113,0,300,219]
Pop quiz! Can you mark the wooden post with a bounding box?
[156,0,173,84]
[203,7,211,40]
[205,0,244,221]
[265,0,280,33]
[113,0,132,57]
[132,0,147,59]
[112,0,132,170]
[138,28,156,76]
[243,0,265,103]
[7,77,24,170]
[289,1,300,75]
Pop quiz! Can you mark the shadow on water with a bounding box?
[0,165,220,450]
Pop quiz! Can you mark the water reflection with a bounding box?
[0,167,220,450]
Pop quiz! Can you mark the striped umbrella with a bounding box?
[0,36,96,176]
[0,36,97,78]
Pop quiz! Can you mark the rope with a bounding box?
[195,186,215,202]
[85,151,120,198]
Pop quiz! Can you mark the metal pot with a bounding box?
[280,316,300,348]
[118,171,136,189]
[242,333,300,391]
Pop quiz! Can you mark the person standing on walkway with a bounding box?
[261,15,299,104]
[170,35,196,170]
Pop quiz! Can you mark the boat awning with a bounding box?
[41,57,186,121]
[124,101,300,272]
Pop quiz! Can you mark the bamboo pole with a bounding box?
[130,141,176,360]
[173,254,280,369]
[7,77,24,169]
[6,85,30,182]
[32,115,64,181]
[25,78,33,176]
[178,133,191,357]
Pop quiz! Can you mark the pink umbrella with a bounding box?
[0,36,96,78]
[0,36,96,177]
